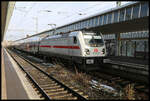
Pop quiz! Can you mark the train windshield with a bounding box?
[84,35,104,47]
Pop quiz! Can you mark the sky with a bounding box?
[4,1,131,41]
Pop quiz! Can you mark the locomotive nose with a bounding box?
[84,48,90,55]
[94,48,98,52]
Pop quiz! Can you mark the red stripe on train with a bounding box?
[40,45,80,49]
[53,46,80,49]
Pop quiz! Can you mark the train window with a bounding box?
[73,36,77,44]
[132,4,140,19]
[114,11,118,23]
[119,9,125,22]
[99,15,103,25]
[84,35,104,47]
[125,7,132,20]
[107,13,112,24]
[103,14,107,25]
[140,3,149,17]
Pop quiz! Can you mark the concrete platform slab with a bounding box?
[1,48,40,99]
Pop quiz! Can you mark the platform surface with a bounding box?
[108,56,148,65]
[1,48,29,99]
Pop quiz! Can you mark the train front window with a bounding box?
[84,35,104,47]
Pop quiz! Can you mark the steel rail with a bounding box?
[6,48,87,100]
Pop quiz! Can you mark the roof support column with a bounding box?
[115,33,121,56]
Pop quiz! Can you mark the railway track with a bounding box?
[6,49,88,100]
[7,48,149,100]
[87,68,149,99]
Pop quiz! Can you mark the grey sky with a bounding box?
[4,1,130,41]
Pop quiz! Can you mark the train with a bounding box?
[12,30,107,67]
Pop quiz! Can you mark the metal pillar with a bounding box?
[115,33,121,56]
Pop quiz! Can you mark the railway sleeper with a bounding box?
[58,96,77,100]
[54,95,77,100]
[43,86,63,90]
[40,84,60,88]
[44,88,64,92]
[39,76,48,79]
[47,90,68,96]
[65,85,79,91]
[45,88,65,94]
[38,82,57,86]
[38,79,55,83]
[49,93,73,99]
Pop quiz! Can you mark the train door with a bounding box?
[37,41,40,54]
[68,36,73,57]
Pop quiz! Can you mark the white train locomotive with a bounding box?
[13,31,106,65]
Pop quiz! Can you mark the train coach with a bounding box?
[13,30,107,66]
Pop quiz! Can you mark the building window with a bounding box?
[70,25,73,31]
[75,24,77,30]
[95,16,99,26]
[91,18,95,27]
[132,4,140,19]
[73,24,75,30]
[99,15,103,25]
[88,19,91,27]
[86,20,89,28]
[114,11,119,23]
[107,13,112,24]
[89,19,93,27]
[140,3,149,17]
[121,41,126,56]
[103,14,107,25]
[80,22,84,29]
[125,7,132,20]
[119,9,125,22]
[83,20,86,28]
[77,22,80,29]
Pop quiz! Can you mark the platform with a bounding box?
[1,48,40,99]
[103,56,149,76]
[108,56,148,65]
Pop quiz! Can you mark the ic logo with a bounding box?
[94,48,98,52]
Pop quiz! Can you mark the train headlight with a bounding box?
[85,49,90,55]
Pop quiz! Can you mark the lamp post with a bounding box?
[32,17,38,33]
[31,10,52,34]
